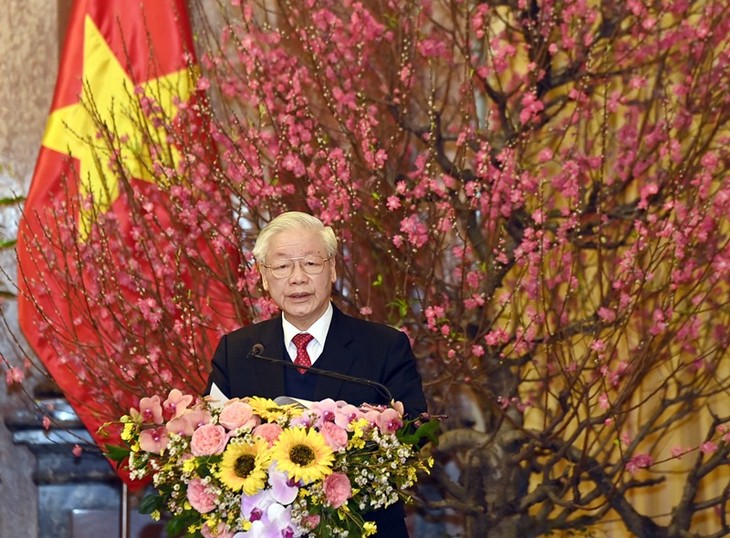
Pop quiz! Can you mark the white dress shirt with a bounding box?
[282,302,333,365]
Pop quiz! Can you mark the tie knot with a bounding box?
[292,332,314,351]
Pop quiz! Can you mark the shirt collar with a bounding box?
[282,302,333,348]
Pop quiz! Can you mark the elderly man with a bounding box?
[205,211,427,538]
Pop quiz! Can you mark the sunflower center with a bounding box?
[234,454,256,478]
[289,444,315,466]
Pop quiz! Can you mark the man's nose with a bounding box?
[288,260,308,280]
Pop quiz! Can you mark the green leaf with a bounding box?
[166,510,200,537]
[398,418,441,446]
[139,493,165,515]
[103,444,131,463]
[414,419,441,446]
[387,298,408,318]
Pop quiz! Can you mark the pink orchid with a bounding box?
[308,399,339,426]
[136,395,163,424]
[375,408,403,434]
[139,427,169,455]
[334,404,363,428]
[166,409,213,436]
[163,389,194,420]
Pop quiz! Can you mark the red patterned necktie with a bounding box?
[292,333,314,374]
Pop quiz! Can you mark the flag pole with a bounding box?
[120,482,131,538]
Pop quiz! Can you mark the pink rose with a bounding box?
[301,514,321,531]
[320,421,348,450]
[190,423,228,456]
[219,400,258,431]
[253,423,284,446]
[139,427,169,455]
[201,522,234,538]
[323,472,352,508]
[187,478,216,513]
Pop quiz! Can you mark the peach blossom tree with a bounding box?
[5,0,730,536]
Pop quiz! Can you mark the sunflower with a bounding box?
[247,396,301,422]
[217,438,270,495]
[270,427,334,484]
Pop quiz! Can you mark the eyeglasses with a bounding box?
[261,256,331,279]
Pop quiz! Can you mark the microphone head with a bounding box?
[251,343,265,356]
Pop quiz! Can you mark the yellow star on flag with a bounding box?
[41,14,193,238]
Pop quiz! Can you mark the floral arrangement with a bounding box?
[102,389,438,537]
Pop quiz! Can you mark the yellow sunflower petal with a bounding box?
[217,438,270,495]
[270,427,334,484]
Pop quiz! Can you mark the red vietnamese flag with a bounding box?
[16,0,235,486]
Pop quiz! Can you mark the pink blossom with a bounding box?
[386,195,401,211]
[718,425,730,443]
[5,366,25,385]
[417,37,447,59]
[597,307,616,323]
[139,427,169,455]
[72,444,83,457]
[625,453,653,474]
[699,441,718,455]
[42,416,51,430]
[399,215,428,248]
[670,446,690,458]
[190,424,228,456]
[519,92,544,124]
[253,423,284,446]
[196,77,211,91]
[187,478,217,513]
[323,472,352,508]
[219,400,258,431]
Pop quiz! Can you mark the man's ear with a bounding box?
[259,265,269,291]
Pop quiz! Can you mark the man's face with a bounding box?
[260,228,336,330]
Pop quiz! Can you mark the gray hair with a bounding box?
[252,211,338,262]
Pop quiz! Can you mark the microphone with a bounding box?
[247,343,394,403]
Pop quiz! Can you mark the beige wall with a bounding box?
[0,2,65,537]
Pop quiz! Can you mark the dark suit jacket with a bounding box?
[205,303,427,418]
[204,304,426,536]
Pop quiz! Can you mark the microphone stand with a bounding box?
[248,346,394,403]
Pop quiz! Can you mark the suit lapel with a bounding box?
[251,317,287,399]
[313,306,357,401]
